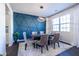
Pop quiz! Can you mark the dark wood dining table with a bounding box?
[32,34,54,40]
[32,34,54,45]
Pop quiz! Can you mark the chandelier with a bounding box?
[37,16,46,22]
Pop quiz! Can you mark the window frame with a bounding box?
[52,17,60,31]
[52,14,71,32]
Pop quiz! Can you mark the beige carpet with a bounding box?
[18,40,72,56]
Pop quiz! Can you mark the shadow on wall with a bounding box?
[13,12,46,39]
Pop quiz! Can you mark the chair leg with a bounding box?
[46,45,48,51]
[33,43,35,48]
[41,46,43,53]
[57,42,60,47]
[25,43,27,50]
[35,44,39,48]
[36,44,38,48]
[53,43,55,49]
[25,46,26,50]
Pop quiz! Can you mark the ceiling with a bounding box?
[10,3,77,17]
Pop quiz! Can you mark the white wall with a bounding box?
[73,6,79,47]
[6,4,14,46]
[6,14,10,44]
[46,18,53,34]
[47,5,79,47]
[0,3,6,55]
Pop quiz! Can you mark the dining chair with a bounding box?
[23,32,27,50]
[31,31,38,40]
[32,31,37,35]
[40,31,44,35]
[35,35,49,53]
[50,33,60,49]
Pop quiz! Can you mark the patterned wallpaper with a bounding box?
[13,12,46,39]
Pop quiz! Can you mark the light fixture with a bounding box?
[40,6,44,9]
[37,5,45,22]
[37,16,46,22]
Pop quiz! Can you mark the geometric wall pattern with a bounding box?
[13,12,46,39]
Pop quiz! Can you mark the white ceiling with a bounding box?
[10,3,76,17]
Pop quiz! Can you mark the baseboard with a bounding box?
[59,40,72,46]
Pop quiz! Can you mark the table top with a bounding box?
[32,34,54,36]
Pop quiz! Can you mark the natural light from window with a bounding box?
[52,18,59,31]
[52,14,70,32]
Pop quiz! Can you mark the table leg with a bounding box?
[25,43,27,50]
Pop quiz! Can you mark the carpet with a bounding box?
[18,40,72,56]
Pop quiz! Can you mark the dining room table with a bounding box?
[31,34,55,48]
[32,34,54,40]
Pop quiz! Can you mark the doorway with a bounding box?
[5,5,11,46]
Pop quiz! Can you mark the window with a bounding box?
[60,14,70,32]
[60,24,70,31]
[52,18,59,25]
[60,14,70,23]
[52,18,59,31]
[52,14,70,32]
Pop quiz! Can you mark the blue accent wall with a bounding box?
[13,12,46,39]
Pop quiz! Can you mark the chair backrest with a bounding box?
[52,33,60,43]
[40,35,48,45]
[40,31,44,35]
[23,32,27,42]
[32,32,37,40]
[32,32,37,35]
